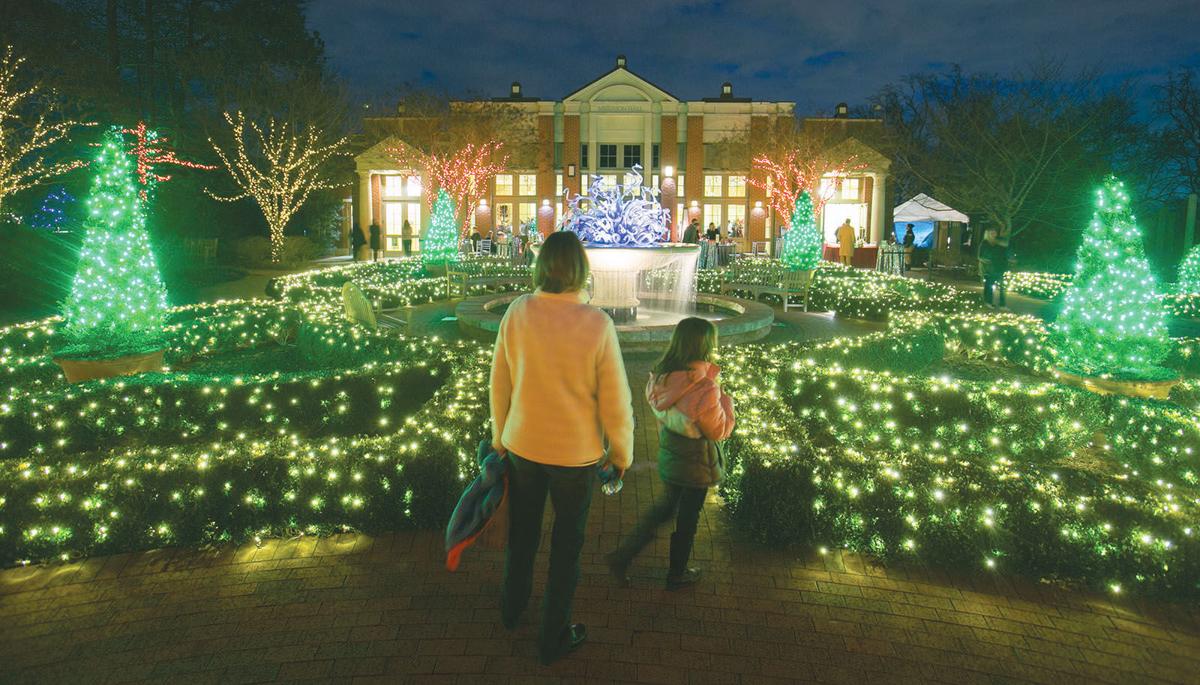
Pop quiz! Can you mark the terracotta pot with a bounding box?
[55,350,165,383]
[1053,368,1180,400]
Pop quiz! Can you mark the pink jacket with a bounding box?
[645,361,735,441]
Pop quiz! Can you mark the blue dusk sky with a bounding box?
[309,0,1200,115]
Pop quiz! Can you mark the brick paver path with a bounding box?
[3,345,1200,683]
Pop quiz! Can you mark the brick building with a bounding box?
[349,56,890,255]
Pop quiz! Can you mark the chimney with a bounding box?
[510,81,522,98]
[834,102,849,118]
[616,55,627,69]
[721,82,733,98]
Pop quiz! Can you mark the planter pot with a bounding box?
[1053,368,1180,400]
[55,350,165,384]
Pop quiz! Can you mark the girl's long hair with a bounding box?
[652,317,718,381]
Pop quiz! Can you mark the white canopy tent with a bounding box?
[893,194,969,224]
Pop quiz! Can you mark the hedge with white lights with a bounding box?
[719,311,1200,598]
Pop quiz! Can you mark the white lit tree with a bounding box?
[207,111,348,262]
[0,45,85,214]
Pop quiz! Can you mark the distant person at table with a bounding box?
[682,220,700,244]
[471,230,482,254]
[705,223,719,242]
[903,224,916,269]
[978,229,1009,308]
[836,219,856,267]
[368,223,381,261]
[401,219,414,257]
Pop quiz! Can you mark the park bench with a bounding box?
[720,268,814,312]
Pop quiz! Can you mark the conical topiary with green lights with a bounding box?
[1176,244,1200,295]
[780,191,822,271]
[1051,175,1171,379]
[422,188,459,267]
[59,127,169,357]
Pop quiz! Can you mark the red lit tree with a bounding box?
[122,121,215,200]
[746,129,866,229]
[387,140,508,233]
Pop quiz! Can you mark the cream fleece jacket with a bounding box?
[489,289,635,469]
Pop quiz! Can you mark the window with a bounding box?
[496,203,512,227]
[705,175,723,197]
[676,204,685,226]
[652,143,660,169]
[727,175,746,198]
[600,174,618,189]
[556,202,563,223]
[580,144,588,168]
[518,202,537,225]
[677,174,685,193]
[842,177,861,200]
[384,176,405,197]
[555,174,563,197]
[704,204,722,231]
[727,204,746,230]
[599,144,617,169]
[495,174,513,196]
[623,144,641,169]
[518,174,536,196]
[652,174,659,189]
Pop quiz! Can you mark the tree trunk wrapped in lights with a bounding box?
[0,46,85,214]
[59,127,169,358]
[779,191,822,271]
[1051,176,1172,380]
[207,111,347,263]
[387,140,508,235]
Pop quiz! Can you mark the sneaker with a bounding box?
[666,567,703,590]
[605,552,631,588]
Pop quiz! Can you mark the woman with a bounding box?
[368,223,381,261]
[903,223,916,269]
[607,318,734,590]
[490,230,634,665]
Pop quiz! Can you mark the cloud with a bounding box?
[804,51,848,67]
[307,0,1197,114]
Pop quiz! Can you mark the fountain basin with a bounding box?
[456,291,774,351]
[533,243,700,323]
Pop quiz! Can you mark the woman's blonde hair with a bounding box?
[534,231,590,293]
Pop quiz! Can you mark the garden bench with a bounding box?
[720,269,813,312]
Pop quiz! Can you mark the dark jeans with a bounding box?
[612,481,707,573]
[402,239,412,256]
[501,454,595,657]
[984,275,1006,307]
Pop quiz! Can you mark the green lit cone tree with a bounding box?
[422,188,459,267]
[1051,175,1172,379]
[780,191,822,271]
[1176,244,1200,294]
[59,127,169,358]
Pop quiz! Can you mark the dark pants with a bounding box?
[501,454,595,658]
[984,274,1006,307]
[611,481,707,574]
[402,239,412,256]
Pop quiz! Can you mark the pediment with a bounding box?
[564,67,677,104]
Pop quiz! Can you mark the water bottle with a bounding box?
[598,464,623,496]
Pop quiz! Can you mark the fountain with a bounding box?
[556,165,698,323]
[457,165,774,348]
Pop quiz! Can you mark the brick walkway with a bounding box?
[3,351,1200,684]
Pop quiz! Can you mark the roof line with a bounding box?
[562,65,679,101]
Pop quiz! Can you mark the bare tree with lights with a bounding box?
[876,61,1137,245]
[0,45,85,214]
[207,111,348,262]
[387,140,509,234]
[745,124,866,229]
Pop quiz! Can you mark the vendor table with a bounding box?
[822,243,879,269]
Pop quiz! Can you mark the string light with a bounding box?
[120,121,216,200]
[0,46,87,214]
[58,127,169,358]
[745,147,866,228]
[1052,176,1172,380]
[423,189,460,266]
[207,111,348,263]
[779,191,822,271]
[387,140,508,234]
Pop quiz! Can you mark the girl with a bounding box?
[606,317,735,589]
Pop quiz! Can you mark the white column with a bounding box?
[587,107,598,175]
[643,109,653,173]
[871,172,887,243]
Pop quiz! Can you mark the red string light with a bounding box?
[122,121,216,199]
[388,141,509,233]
